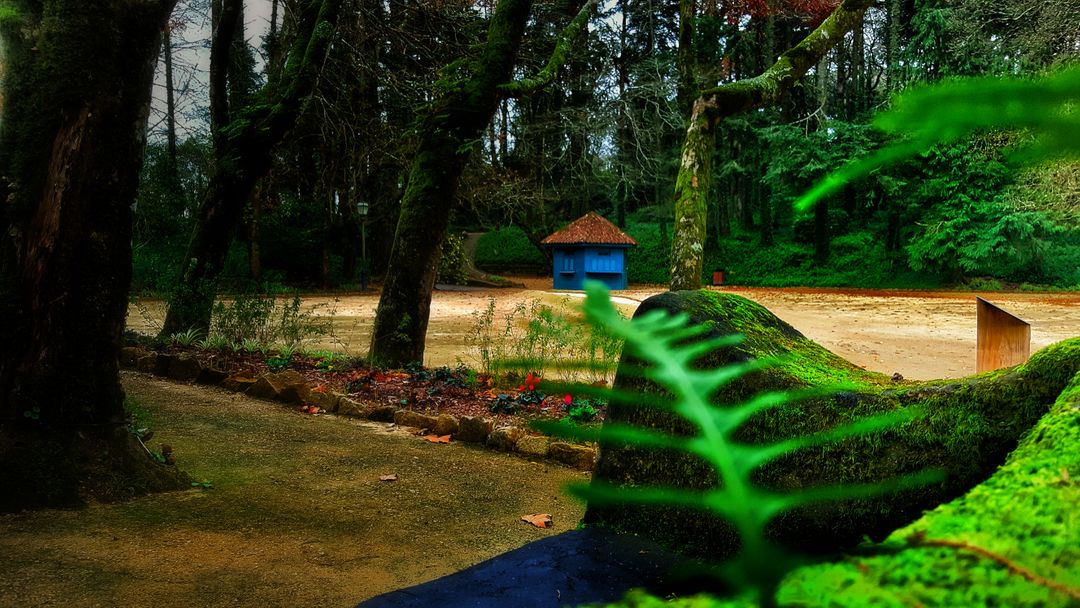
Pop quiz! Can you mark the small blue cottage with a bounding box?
[541,212,637,290]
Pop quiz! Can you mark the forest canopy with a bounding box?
[132,0,1080,294]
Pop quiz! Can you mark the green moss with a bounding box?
[761,368,1080,607]
[589,290,1080,561]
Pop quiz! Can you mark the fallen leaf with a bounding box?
[379,474,398,482]
[424,435,452,444]
[521,513,553,528]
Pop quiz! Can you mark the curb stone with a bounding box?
[119,350,596,471]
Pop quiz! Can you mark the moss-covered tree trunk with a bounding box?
[369,0,595,367]
[159,0,342,337]
[668,0,874,290]
[0,0,188,510]
[368,0,534,367]
[670,101,714,291]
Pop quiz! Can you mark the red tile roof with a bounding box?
[540,212,637,246]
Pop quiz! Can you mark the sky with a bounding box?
[149,1,275,141]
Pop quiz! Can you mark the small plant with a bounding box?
[266,345,295,372]
[405,361,430,382]
[516,372,546,405]
[310,351,344,372]
[563,395,600,423]
[196,335,231,351]
[240,338,266,353]
[170,327,203,347]
[489,393,518,415]
[210,291,332,347]
[465,297,624,383]
[538,283,939,606]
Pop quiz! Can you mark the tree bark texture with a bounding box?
[160,0,342,337]
[0,0,187,510]
[369,0,594,368]
[668,0,874,290]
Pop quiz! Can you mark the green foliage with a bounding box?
[196,335,232,351]
[464,297,624,383]
[169,328,203,347]
[905,197,1061,277]
[123,396,154,432]
[210,292,331,348]
[436,232,469,285]
[474,226,547,267]
[624,221,671,284]
[542,283,938,605]
[564,398,600,423]
[797,64,1080,210]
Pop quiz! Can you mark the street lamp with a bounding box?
[357,200,370,291]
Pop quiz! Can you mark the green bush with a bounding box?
[474,226,547,267]
[625,222,670,284]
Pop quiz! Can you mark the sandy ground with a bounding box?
[128,277,1080,380]
[0,374,588,608]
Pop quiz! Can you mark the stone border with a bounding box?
[120,347,597,471]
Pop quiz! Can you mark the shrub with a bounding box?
[474,226,547,267]
[465,297,624,383]
[625,222,671,284]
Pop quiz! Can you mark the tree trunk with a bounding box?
[160,0,343,337]
[369,0,594,368]
[670,100,714,291]
[676,0,697,118]
[369,0,536,367]
[667,0,874,290]
[0,0,189,511]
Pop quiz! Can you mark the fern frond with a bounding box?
[539,282,937,606]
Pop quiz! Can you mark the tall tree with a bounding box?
[368,0,595,367]
[0,0,188,510]
[668,0,875,290]
[160,0,342,337]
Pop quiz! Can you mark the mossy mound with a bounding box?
[599,369,1080,607]
[587,290,1080,559]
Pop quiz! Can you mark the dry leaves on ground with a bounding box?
[520,514,553,528]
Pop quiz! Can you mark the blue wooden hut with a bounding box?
[541,212,637,290]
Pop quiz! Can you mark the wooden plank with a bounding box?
[976,297,1031,373]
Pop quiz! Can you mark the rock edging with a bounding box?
[120,347,596,471]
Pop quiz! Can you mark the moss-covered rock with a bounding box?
[597,369,1080,607]
[587,290,1080,560]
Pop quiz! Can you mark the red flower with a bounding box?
[564,394,573,406]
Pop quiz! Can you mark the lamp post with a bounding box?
[357,200,370,291]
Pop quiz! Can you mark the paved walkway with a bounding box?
[356,528,705,608]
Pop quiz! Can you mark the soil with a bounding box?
[0,373,588,608]
[127,278,1080,380]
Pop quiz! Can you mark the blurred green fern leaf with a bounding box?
[795,64,1080,211]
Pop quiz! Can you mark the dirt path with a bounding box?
[128,280,1080,380]
[0,373,587,608]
